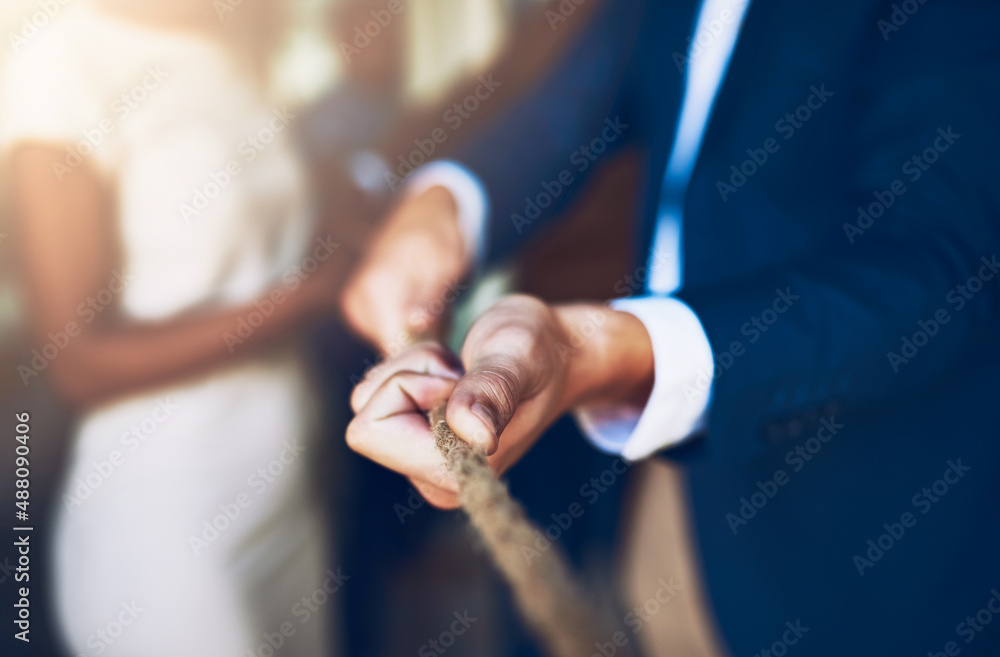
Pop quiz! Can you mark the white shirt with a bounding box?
[409,0,751,461]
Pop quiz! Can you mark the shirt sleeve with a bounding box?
[404,160,490,264]
[573,296,716,461]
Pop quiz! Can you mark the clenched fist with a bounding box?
[341,185,471,352]
[346,294,655,507]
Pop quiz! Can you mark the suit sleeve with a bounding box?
[674,0,1000,460]
[450,0,644,264]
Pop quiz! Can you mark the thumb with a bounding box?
[445,358,526,456]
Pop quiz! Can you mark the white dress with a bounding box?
[0,5,334,655]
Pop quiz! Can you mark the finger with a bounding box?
[350,342,462,412]
[346,372,458,484]
[445,355,530,456]
[405,305,438,340]
[409,477,461,510]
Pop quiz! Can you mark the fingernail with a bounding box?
[470,402,496,434]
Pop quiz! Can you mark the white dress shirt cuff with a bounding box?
[405,160,489,263]
[574,296,715,461]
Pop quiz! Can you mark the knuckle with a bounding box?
[500,293,549,313]
[344,420,362,451]
[469,365,521,424]
[402,342,459,376]
[348,385,368,413]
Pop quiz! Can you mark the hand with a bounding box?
[346,341,465,508]
[341,186,470,352]
[345,295,655,507]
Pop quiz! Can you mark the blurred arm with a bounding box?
[404,160,489,264]
[341,0,642,348]
[11,145,336,408]
[450,0,642,264]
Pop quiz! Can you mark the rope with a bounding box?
[429,404,621,657]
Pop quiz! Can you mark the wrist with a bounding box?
[408,185,466,253]
[403,161,489,263]
[554,304,655,414]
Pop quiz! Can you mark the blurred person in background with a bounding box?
[297,0,409,304]
[300,0,406,188]
[0,0,342,654]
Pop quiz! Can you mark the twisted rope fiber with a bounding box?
[429,405,625,657]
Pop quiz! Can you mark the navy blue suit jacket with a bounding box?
[453,0,1000,654]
